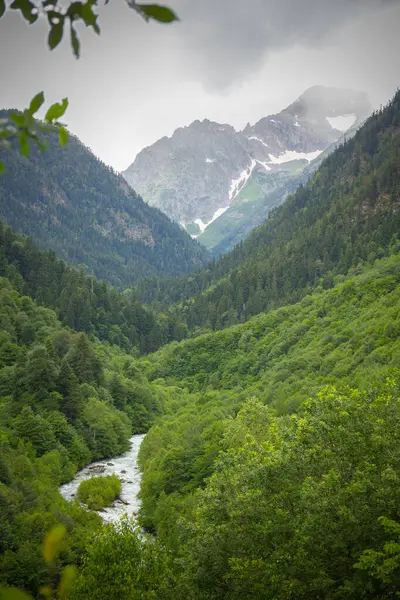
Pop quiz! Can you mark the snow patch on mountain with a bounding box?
[210,206,229,223]
[194,218,207,233]
[268,149,323,164]
[248,136,269,148]
[326,114,357,132]
[229,159,257,200]
[256,160,272,172]
[191,206,229,238]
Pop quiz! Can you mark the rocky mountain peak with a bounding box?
[123,86,371,247]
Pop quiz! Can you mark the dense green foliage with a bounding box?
[77,475,121,511]
[138,254,400,530]
[59,252,400,600]
[0,220,189,353]
[177,383,400,599]
[135,91,400,334]
[129,254,400,598]
[0,278,164,596]
[70,518,174,600]
[0,112,209,289]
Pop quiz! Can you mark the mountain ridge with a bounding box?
[133,89,400,332]
[0,113,210,289]
[123,86,371,252]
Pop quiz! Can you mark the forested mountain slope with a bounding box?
[0,275,166,597]
[3,242,400,599]
[135,89,400,333]
[0,112,209,289]
[0,221,188,354]
[134,253,400,599]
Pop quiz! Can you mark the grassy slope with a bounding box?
[198,169,301,253]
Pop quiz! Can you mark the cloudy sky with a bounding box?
[0,0,399,171]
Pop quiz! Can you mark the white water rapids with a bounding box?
[59,434,145,522]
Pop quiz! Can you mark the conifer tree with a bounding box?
[56,359,82,422]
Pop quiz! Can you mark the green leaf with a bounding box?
[48,20,64,49]
[0,0,6,18]
[133,3,178,23]
[66,0,82,20]
[59,125,68,147]
[0,586,32,600]
[10,0,38,24]
[58,565,77,600]
[22,110,34,129]
[79,3,100,32]
[19,132,30,157]
[71,26,80,57]
[0,161,5,174]
[27,132,47,152]
[10,113,25,127]
[43,524,67,563]
[45,97,69,121]
[28,91,45,115]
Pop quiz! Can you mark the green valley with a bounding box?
[0,9,399,598]
[0,275,162,596]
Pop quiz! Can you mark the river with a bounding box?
[59,434,145,522]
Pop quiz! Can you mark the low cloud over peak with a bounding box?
[171,0,397,91]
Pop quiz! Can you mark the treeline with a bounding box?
[0,110,209,289]
[0,276,166,595]
[135,90,400,334]
[0,221,188,353]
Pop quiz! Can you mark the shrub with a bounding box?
[77,475,121,510]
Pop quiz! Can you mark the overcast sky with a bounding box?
[0,0,399,171]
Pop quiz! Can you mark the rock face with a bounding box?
[123,86,370,252]
[244,85,370,156]
[124,120,251,227]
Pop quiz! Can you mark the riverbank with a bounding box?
[59,434,145,522]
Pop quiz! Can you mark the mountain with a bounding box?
[123,86,370,253]
[134,89,400,332]
[0,220,190,354]
[0,113,210,289]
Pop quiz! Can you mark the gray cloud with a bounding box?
[170,0,397,91]
[0,0,398,169]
